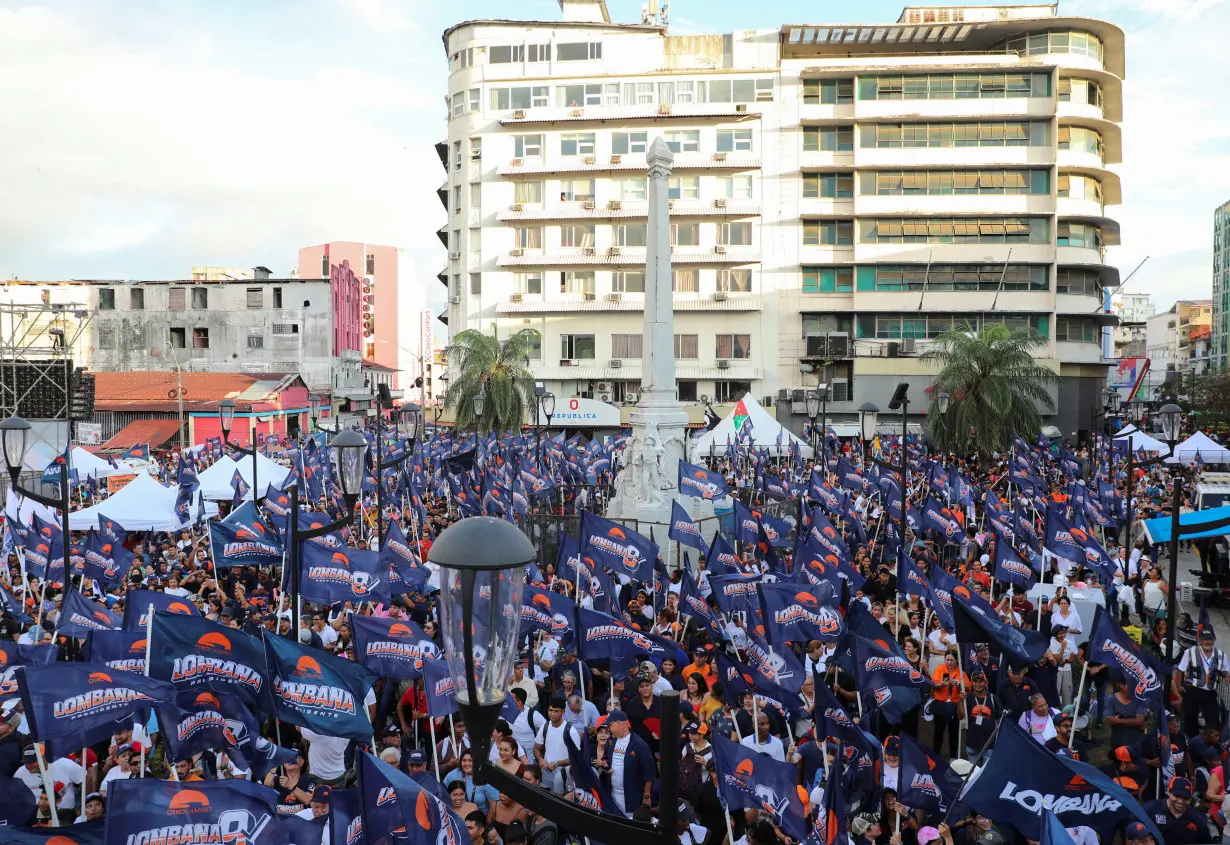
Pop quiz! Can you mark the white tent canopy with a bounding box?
[196,453,291,501]
[65,447,142,479]
[68,472,217,531]
[1113,424,1170,456]
[4,491,58,528]
[690,394,813,459]
[1168,431,1230,465]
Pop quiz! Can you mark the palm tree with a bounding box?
[922,323,1057,456]
[442,326,539,433]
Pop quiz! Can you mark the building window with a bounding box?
[246,288,263,309]
[863,121,1048,149]
[702,78,773,103]
[560,134,596,156]
[863,169,1049,196]
[513,135,544,158]
[717,269,752,292]
[673,270,699,293]
[716,334,751,359]
[192,287,208,310]
[514,272,543,295]
[168,287,186,311]
[561,179,595,201]
[860,217,1050,244]
[802,78,854,105]
[999,30,1104,63]
[1057,222,1102,249]
[613,271,645,293]
[169,327,186,348]
[98,288,116,310]
[272,323,299,335]
[617,178,647,201]
[674,334,699,359]
[865,313,1041,340]
[1058,77,1104,109]
[556,41,602,61]
[247,334,265,349]
[1057,268,1102,296]
[192,327,210,348]
[527,331,542,359]
[321,254,329,276]
[802,267,855,293]
[865,264,1048,291]
[560,225,596,248]
[802,126,854,152]
[715,381,751,402]
[678,381,698,401]
[611,333,643,358]
[802,173,855,198]
[615,224,647,247]
[858,72,1050,101]
[802,220,854,246]
[489,86,549,110]
[663,131,700,153]
[560,334,596,359]
[469,89,480,112]
[717,129,753,152]
[514,181,543,205]
[1056,316,1098,342]
[719,175,753,200]
[613,132,648,154]
[562,271,595,295]
[668,176,700,200]
[718,222,753,246]
[363,253,374,275]
[469,273,482,295]
[1058,126,1105,158]
[489,45,525,64]
[556,84,604,107]
[96,323,115,349]
[514,227,542,250]
[273,287,283,308]
[527,43,550,62]
[129,288,144,310]
[671,222,700,247]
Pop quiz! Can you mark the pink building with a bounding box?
[331,259,362,356]
[299,242,402,386]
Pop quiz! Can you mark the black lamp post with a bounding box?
[935,391,951,466]
[1158,403,1184,660]
[373,396,416,549]
[287,429,366,635]
[1,417,71,584]
[218,398,261,505]
[864,388,911,575]
[309,396,340,434]
[805,389,821,459]
[429,517,681,844]
[536,391,555,467]
[858,402,879,465]
[472,393,486,432]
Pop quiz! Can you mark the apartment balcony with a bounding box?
[854,289,1053,313]
[853,242,1053,264]
[1061,214,1121,246]
[497,102,763,126]
[1054,341,1108,364]
[496,198,761,222]
[497,292,761,314]
[1061,167,1122,205]
[855,146,1055,169]
[1058,115,1123,165]
[1056,195,1105,219]
[1056,244,1106,266]
[497,151,760,177]
[854,194,1054,216]
[533,360,761,381]
[1055,292,1104,314]
[854,95,1054,122]
[498,246,759,267]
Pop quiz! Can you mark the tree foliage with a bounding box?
[922,323,1057,456]
[1184,373,1230,435]
[442,326,539,433]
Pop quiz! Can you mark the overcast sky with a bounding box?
[1,0,1226,322]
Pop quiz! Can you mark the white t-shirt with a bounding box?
[99,766,132,796]
[513,707,544,758]
[15,757,85,809]
[300,728,350,780]
[317,626,339,650]
[882,762,899,792]
[535,719,580,767]
[740,733,785,762]
[610,734,631,815]
[163,586,191,598]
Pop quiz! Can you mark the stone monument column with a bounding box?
[607,137,712,540]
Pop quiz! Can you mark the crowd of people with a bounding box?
[0,418,1227,845]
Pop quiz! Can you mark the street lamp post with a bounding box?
[935,391,951,467]
[536,392,555,467]
[1121,399,1166,552]
[372,395,417,549]
[218,398,261,505]
[858,402,879,465]
[1158,403,1184,660]
[429,516,681,845]
[805,390,821,459]
[472,393,486,432]
[287,430,367,636]
[1,417,70,585]
[308,396,340,435]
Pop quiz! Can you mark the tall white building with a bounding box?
[439,1,1124,438]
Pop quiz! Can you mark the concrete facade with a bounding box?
[1214,199,1230,372]
[1144,299,1211,396]
[439,1,1124,441]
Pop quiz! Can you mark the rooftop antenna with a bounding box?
[641,0,669,26]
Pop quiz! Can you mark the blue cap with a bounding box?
[606,710,629,724]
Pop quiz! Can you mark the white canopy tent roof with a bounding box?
[196,453,291,501]
[1167,431,1230,465]
[67,472,217,531]
[4,491,58,528]
[1113,424,1170,456]
[65,447,142,479]
[690,394,813,459]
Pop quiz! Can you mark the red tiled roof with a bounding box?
[92,371,259,403]
[102,419,183,451]
[1190,325,1212,340]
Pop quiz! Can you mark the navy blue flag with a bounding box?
[265,631,377,740]
[358,752,467,845]
[758,581,845,644]
[148,613,273,714]
[80,529,134,587]
[443,447,477,476]
[746,633,808,694]
[56,589,121,638]
[812,736,846,845]
[300,542,391,607]
[40,448,74,486]
[794,535,866,596]
[421,657,459,718]
[0,772,38,828]
[381,518,418,568]
[709,573,763,620]
[158,689,250,764]
[122,588,200,630]
[104,778,279,845]
[706,532,746,576]
[669,500,707,552]
[811,681,878,759]
[520,584,577,647]
[806,510,853,564]
[0,820,106,843]
[732,500,759,546]
[557,539,614,614]
[350,614,441,680]
[678,459,730,501]
[961,719,1162,840]
[575,607,672,663]
[757,509,794,550]
[950,591,1048,666]
[1040,810,1078,845]
[898,730,963,818]
[678,568,726,643]
[328,787,363,845]
[198,688,297,782]
[18,662,175,758]
[565,729,621,814]
[580,510,657,583]
[711,734,810,841]
[850,633,932,692]
[83,629,148,673]
[991,529,1037,588]
[0,582,29,625]
[208,519,283,569]
[1087,605,1169,705]
[922,497,968,545]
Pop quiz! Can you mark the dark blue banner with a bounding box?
[758,581,844,644]
[83,629,147,673]
[148,613,273,714]
[898,730,962,817]
[350,614,441,680]
[669,500,707,552]
[950,591,1048,666]
[712,734,809,841]
[81,528,135,586]
[300,542,391,607]
[850,633,931,691]
[265,633,377,741]
[56,589,121,639]
[421,657,459,718]
[580,511,657,583]
[358,752,467,845]
[1088,605,1170,704]
[575,607,672,663]
[104,778,280,845]
[122,588,200,630]
[519,584,577,648]
[208,519,284,569]
[678,460,730,501]
[0,819,105,842]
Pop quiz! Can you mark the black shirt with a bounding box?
[1142,799,1211,845]
[274,773,317,815]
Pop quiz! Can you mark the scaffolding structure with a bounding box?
[0,300,92,421]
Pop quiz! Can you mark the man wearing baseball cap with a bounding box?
[1174,628,1229,737]
[606,710,655,819]
[406,749,446,800]
[1124,822,1157,845]
[1142,777,1209,845]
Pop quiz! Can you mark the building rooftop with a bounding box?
[5,277,325,286]
[92,371,305,412]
